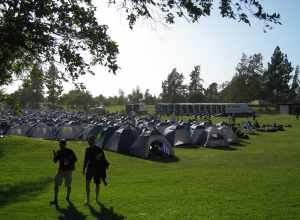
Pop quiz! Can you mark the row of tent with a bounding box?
[2,121,245,159]
[0,109,257,159]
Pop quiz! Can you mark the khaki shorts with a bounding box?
[55,171,72,187]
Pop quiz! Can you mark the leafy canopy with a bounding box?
[0,0,119,85]
[111,0,281,28]
[0,0,281,86]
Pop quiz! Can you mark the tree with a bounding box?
[221,53,264,102]
[144,89,157,105]
[0,0,119,86]
[15,64,44,108]
[188,65,204,102]
[94,94,107,105]
[128,86,143,103]
[161,68,187,103]
[289,65,300,101]
[61,89,95,110]
[263,46,294,103]
[45,63,63,108]
[205,82,219,102]
[117,89,127,105]
[113,0,281,29]
[0,0,281,86]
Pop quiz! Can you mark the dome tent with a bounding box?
[130,129,174,159]
[104,125,138,154]
[7,124,32,136]
[28,123,56,139]
[80,124,105,141]
[56,125,83,140]
[204,126,229,148]
[217,125,239,144]
[190,124,207,146]
[162,123,193,147]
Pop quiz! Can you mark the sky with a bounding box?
[4,0,300,97]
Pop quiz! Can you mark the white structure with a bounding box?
[156,103,254,116]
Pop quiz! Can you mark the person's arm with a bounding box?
[53,150,59,163]
[83,149,88,174]
[72,150,77,163]
[102,150,110,168]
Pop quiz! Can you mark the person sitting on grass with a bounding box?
[83,136,110,205]
[50,139,77,205]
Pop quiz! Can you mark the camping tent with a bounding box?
[162,124,193,146]
[28,123,56,139]
[190,124,207,146]
[204,126,229,147]
[217,125,239,144]
[56,125,83,140]
[130,129,174,159]
[7,124,32,136]
[104,126,138,154]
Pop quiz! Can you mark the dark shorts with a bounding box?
[55,171,72,187]
[86,170,101,184]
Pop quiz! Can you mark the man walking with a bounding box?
[51,139,77,205]
[83,136,109,205]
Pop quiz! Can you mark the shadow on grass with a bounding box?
[175,144,201,149]
[231,141,249,147]
[88,202,125,220]
[56,201,87,220]
[148,155,180,163]
[0,177,52,207]
[205,146,237,151]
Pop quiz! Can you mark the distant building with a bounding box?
[125,103,146,114]
[279,102,300,115]
[155,103,254,116]
[93,105,106,114]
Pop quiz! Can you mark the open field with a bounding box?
[0,115,300,220]
[106,105,155,114]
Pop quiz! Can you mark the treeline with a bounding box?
[160,46,300,104]
[3,63,158,110]
[1,46,300,111]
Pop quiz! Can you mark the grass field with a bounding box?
[0,115,300,220]
[106,105,155,114]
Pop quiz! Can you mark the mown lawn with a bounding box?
[0,115,300,220]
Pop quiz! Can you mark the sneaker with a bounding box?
[50,200,58,205]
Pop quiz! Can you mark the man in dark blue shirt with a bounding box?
[51,139,77,205]
[83,136,109,205]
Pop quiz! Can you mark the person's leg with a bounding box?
[95,176,101,202]
[51,172,62,204]
[102,175,108,186]
[95,183,100,202]
[54,185,59,203]
[85,179,91,205]
[66,186,71,201]
[65,171,72,201]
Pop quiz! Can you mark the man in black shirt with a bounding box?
[51,139,77,205]
[83,136,109,205]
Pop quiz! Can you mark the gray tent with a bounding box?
[7,124,31,136]
[80,124,105,141]
[56,125,83,140]
[163,124,193,146]
[190,124,207,146]
[104,126,138,154]
[204,126,229,147]
[217,125,239,144]
[130,129,174,159]
[28,123,56,139]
